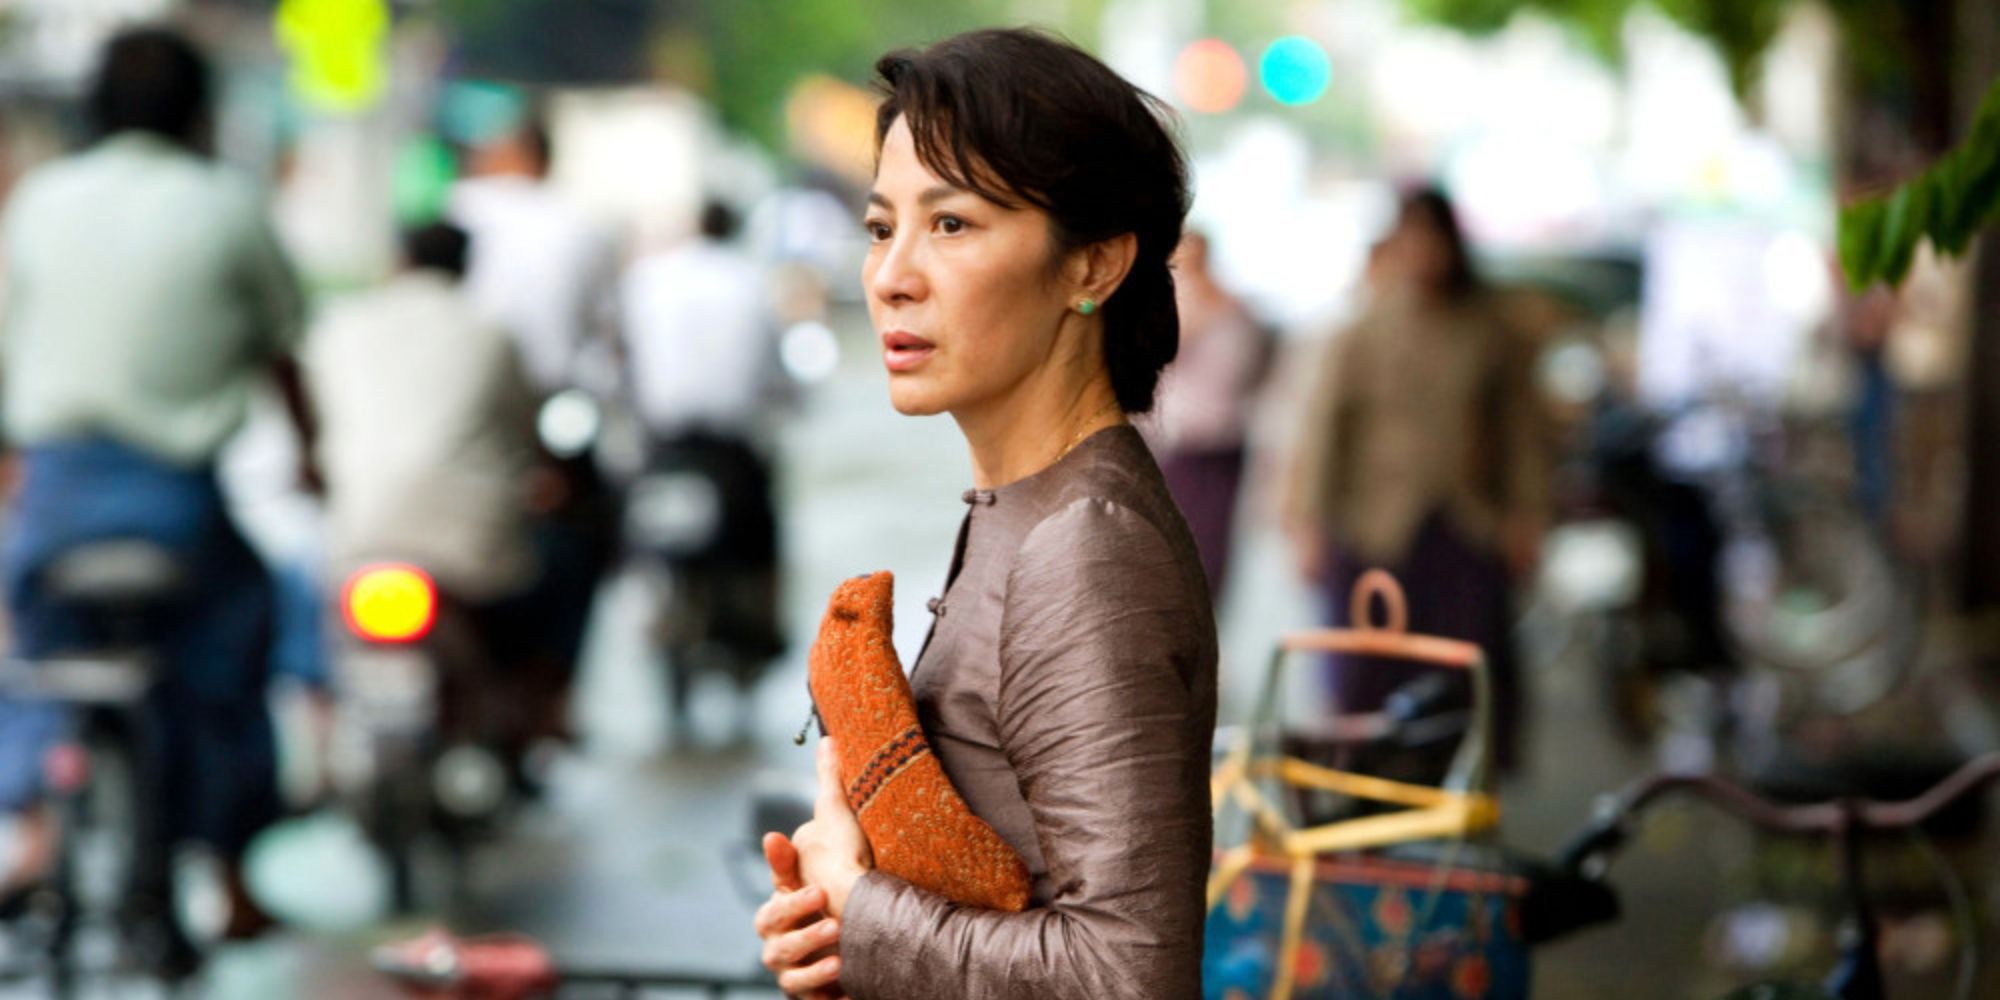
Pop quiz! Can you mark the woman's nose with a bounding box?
[869,234,926,305]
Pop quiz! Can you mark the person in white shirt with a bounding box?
[306,222,539,603]
[621,201,782,436]
[0,26,312,952]
[308,221,590,751]
[448,120,620,398]
[618,201,787,734]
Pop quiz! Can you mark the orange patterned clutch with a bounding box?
[806,572,1031,912]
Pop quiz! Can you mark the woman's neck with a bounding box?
[955,374,1125,490]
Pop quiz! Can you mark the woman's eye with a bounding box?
[864,220,892,241]
[936,215,966,235]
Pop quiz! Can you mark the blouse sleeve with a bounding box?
[838,497,1215,1000]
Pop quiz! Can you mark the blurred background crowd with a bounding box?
[0,0,1997,997]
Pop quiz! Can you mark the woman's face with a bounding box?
[863,116,1074,418]
[1378,211,1453,295]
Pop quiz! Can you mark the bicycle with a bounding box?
[1560,751,2000,999]
[0,539,198,994]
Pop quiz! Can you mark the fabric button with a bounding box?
[926,597,944,617]
[961,489,996,506]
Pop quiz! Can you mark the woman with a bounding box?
[1146,230,1271,606]
[1285,187,1547,773]
[752,28,1216,1000]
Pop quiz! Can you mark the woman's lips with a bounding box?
[882,331,935,373]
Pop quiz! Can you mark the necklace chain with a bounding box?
[1051,397,1124,467]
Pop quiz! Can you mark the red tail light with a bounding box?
[342,563,438,643]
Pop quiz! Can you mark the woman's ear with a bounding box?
[1065,233,1138,308]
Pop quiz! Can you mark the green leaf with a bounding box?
[1931,158,1970,254]
[1876,184,1913,284]
[1887,182,1933,284]
[1837,72,2000,288]
[1838,197,1884,290]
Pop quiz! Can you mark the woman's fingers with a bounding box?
[764,831,803,892]
[752,884,827,938]
[752,885,822,937]
[761,914,842,972]
[776,951,843,995]
[814,738,850,818]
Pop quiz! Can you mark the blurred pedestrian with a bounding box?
[448,115,620,398]
[619,199,786,737]
[308,221,587,746]
[1143,230,1270,606]
[449,114,621,693]
[307,222,540,609]
[1283,186,1547,774]
[756,29,1214,1000]
[0,26,311,952]
[1833,266,1897,527]
[622,201,784,441]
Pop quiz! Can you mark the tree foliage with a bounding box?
[679,0,1119,150]
[1406,0,1935,107]
[1839,75,2000,288]
[688,0,1008,149]
[431,0,1112,148]
[1403,0,1789,94]
[1404,0,1997,287]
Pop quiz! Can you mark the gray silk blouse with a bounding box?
[840,425,1219,1000]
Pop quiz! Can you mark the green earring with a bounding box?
[1077,298,1098,316]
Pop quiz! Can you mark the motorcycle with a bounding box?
[1542,398,1731,751]
[623,429,785,748]
[0,539,208,989]
[329,560,526,913]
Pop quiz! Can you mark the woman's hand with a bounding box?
[792,738,874,918]
[756,832,846,999]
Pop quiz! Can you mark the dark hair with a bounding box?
[403,222,471,279]
[873,28,1190,413]
[698,199,739,241]
[1397,185,1479,300]
[519,117,553,176]
[88,27,210,146]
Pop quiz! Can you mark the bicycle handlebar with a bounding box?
[1560,751,2000,875]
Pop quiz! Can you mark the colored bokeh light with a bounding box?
[344,564,437,643]
[1259,36,1332,107]
[1173,39,1247,115]
[274,0,390,112]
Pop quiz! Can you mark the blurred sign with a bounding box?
[1638,220,1809,411]
[1259,36,1331,107]
[1173,39,1246,114]
[542,87,704,249]
[274,0,389,113]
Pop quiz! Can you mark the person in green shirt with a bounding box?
[0,27,317,967]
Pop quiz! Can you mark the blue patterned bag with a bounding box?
[1203,853,1530,999]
